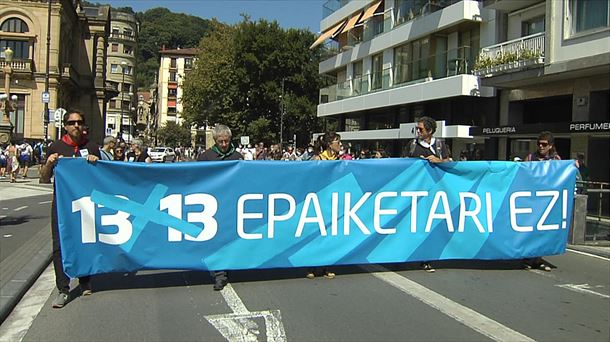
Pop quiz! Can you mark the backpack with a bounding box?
[406,138,446,159]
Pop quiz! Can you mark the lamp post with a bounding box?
[0,47,15,144]
[119,61,128,141]
[129,105,135,143]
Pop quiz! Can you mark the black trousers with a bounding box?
[214,271,228,282]
[51,199,89,294]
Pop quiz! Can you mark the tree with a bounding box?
[156,121,191,147]
[181,17,324,146]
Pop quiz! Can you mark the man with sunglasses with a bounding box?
[405,116,451,273]
[523,131,561,272]
[40,109,100,308]
[525,131,561,162]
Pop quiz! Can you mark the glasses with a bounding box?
[66,120,84,126]
[537,141,549,147]
[416,127,425,132]
[115,149,124,153]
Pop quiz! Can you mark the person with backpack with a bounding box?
[404,116,451,273]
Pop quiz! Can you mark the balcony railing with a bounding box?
[0,59,34,73]
[473,32,545,77]
[320,46,473,103]
[322,0,350,19]
[110,32,136,41]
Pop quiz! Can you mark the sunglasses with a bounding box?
[537,141,549,147]
[65,120,84,126]
[416,127,425,132]
[115,149,124,152]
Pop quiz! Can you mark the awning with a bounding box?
[167,100,176,107]
[309,19,347,49]
[339,12,363,35]
[357,0,383,24]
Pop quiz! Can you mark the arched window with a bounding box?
[1,18,29,33]
[0,18,31,59]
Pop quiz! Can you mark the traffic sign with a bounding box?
[54,108,66,128]
[42,92,50,104]
[240,136,250,145]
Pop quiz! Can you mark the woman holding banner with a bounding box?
[306,132,342,280]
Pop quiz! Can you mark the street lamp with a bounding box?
[119,61,128,141]
[0,47,15,144]
[129,105,135,143]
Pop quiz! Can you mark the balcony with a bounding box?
[320,46,473,103]
[473,32,545,78]
[482,0,541,12]
[110,32,136,41]
[0,59,34,73]
[322,0,350,19]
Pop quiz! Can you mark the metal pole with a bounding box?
[119,69,124,141]
[44,0,51,140]
[280,78,284,149]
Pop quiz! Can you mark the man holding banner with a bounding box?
[405,116,451,273]
[197,124,243,290]
[40,109,101,308]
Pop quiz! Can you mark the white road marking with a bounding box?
[0,264,55,342]
[3,234,12,238]
[2,208,8,210]
[567,248,610,261]
[361,264,536,342]
[37,200,52,205]
[0,215,6,220]
[205,283,287,342]
[556,284,610,299]
[13,206,28,212]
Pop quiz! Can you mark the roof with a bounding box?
[159,47,200,56]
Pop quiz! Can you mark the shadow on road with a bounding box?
[0,215,46,226]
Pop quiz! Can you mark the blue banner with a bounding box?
[55,158,577,277]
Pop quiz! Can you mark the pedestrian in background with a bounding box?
[39,109,100,308]
[126,139,152,163]
[197,124,243,291]
[99,136,116,161]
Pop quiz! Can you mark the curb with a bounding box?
[567,244,610,259]
[0,227,52,325]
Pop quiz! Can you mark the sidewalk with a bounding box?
[567,243,610,258]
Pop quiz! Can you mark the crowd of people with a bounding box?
[28,109,581,309]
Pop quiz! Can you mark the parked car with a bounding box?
[149,147,176,163]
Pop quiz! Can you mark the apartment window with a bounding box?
[111,64,119,73]
[184,58,193,69]
[1,18,29,33]
[569,0,609,35]
[109,100,116,109]
[352,60,365,95]
[111,43,119,52]
[123,65,132,75]
[522,16,545,36]
[170,58,177,68]
[394,43,411,85]
[124,45,133,55]
[0,40,30,59]
[169,72,177,82]
[412,37,430,80]
[394,0,417,26]
[123,83,132,93]
[168,107,177,114]
[371,53,383,91]
[168,88,177,97]
[124,29,133,37]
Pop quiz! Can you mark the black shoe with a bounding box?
[214,279,227,291]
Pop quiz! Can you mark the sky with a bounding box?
[100,0,327,32]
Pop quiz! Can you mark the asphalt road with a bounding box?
[2,251,608,342]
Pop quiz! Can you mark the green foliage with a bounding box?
[135,8,212,89]
[156,121,192,147]
[181,17,324,146]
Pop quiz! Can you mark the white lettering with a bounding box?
[425,191,454,233]
[184,193,218,241]
[401,191,428,233]
[237,194,264,240]
[510,191,533,232]
[374,192,397,235]
[344,192,372,235]
[268,193,296,239]
[295,193,327,237]
[98,195,132,245]
[457,192,485,233]
[535,191,559,230]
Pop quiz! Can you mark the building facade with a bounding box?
[0,0,111,143]
[472,0,609,183]
[314,0,495,159]
[157,47,198,129]
[102,9,137,142]
[314,0,609,179]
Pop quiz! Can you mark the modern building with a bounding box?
[0,0,112,143]
[313,0,609,177]
[102,9,137,142]
[157,47,198,129]
[472,0,609,183]
[313,0,495,158]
